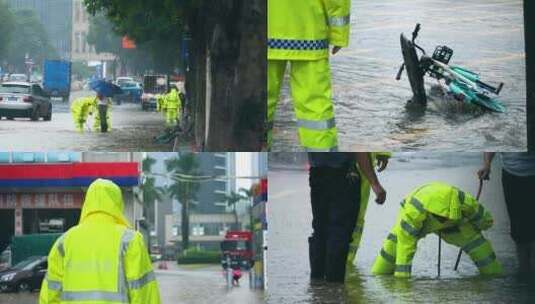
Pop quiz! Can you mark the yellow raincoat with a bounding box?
[70,97,96,133]
[39,179,160,303]
[164,88,181,128]
[347,152,392,265]
[371,182,502,278]
[268,0,351,151]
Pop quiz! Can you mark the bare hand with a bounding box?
[477,165,491,180]
[376,156,389,172]
[371,182,386,204]
[332,46,342,55]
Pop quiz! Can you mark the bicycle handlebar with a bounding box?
[412,23,421,42]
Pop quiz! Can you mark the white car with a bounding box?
[0,82,52,121]
[8,74,28,82]
[115,77,135,86]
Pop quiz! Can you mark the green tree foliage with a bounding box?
[224,191,246,228]
[5,9,57,72]
[0,0,15,62]
[83,0,188,73]
[165,153,201,251]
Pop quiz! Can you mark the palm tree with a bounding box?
[224,191,246,229]
[239,187,255,231]
[140,156,164,227]
[142,156,157,173]
[165,153,200,251]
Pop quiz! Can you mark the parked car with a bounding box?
[0,82,52,121]
[114,81,143,104]
[0,256,47,292]
[141,74,168,111]
[8,74,28,82]
[115,77,135,86]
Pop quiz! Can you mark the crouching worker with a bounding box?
[70,96,96,133]
[372,182,502,278]
[39,179,161,304]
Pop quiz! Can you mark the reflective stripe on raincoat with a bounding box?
[39,179,161,304]
[268,0,351,60]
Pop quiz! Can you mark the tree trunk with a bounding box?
[186,6,208,150]
[233,206,239,229]
[186,0,266,151]
[181,199,190,251]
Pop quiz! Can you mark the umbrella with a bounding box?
[89,79,123,97]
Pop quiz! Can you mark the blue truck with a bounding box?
[43,60,71,102]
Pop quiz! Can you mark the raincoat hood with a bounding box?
[414,182,463,221]
[80,178,131,228]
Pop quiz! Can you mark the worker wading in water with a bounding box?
[70,96,96,133]
[347,152,391,266]
[163,85,181,129]
[372,182,502,278]
[268,0,351,151]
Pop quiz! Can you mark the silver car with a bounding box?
[0,82,52,121]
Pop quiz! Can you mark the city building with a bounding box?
[148,153,237,253]
[0,152,144,255]
[71,0,115,65]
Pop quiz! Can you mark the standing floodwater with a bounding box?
[267,153,535,303]
[272,0,526,151]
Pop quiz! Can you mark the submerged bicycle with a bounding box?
[396,23,506,113]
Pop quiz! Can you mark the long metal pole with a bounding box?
[438,232,442,277]
[454,178,483,271]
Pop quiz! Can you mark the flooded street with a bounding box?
[156,264,263,304]
[0,264,263,304]
[0,90,172,151]
[267,154,535,303]
[272,0,526,151]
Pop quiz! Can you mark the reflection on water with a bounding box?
[267,154,535,303]
[272,0,526,151]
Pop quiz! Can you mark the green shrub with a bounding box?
[177,248,221,264]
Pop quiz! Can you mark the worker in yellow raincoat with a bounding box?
[164,86,181,128]
[156,94,166,118]
[70,96,96,133]
[371,182,502,278]
[347,152,391,266]
[268,0,351,151]
[39,179,161,303]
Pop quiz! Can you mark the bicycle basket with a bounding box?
[432,45,453,64]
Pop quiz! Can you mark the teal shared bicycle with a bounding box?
[396,24,506,113]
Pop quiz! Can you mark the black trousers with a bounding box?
[98,104,108,133]
[308,166,360,282]
[502,169,535,243]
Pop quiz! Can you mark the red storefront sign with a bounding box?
[0,192,84,209]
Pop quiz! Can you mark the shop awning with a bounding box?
[0,163,139,187]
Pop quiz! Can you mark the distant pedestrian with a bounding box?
[232,267,242,286]
[307,153,386,283]
[478,152,535,274]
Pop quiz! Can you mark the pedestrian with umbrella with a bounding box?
[89,79,123,133]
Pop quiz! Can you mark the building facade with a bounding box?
[71,0,115,63]
[0,152,143,254]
